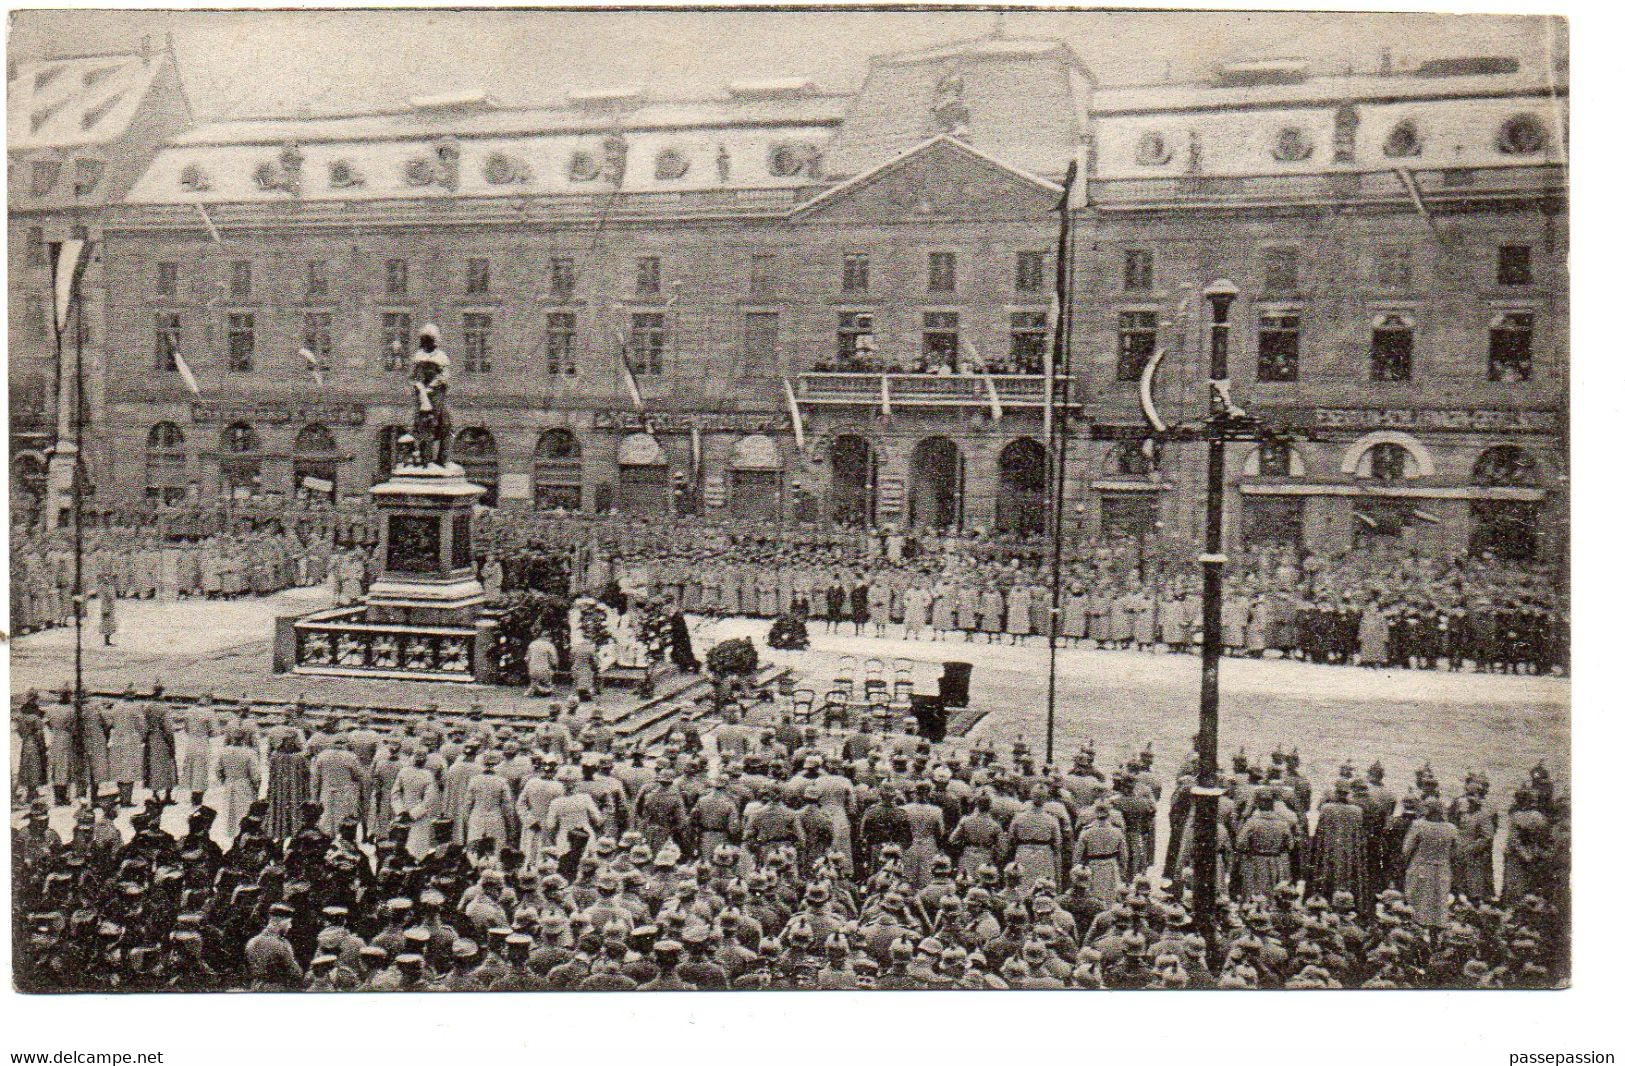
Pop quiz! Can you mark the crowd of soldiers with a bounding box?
[561,526,1566,676]
[7,526,347,638]
[13,689,1567,992]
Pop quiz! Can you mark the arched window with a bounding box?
[453,427,499,505]
[145,422,187,503]
[294,423,336,454]
[1473,445,1538,487]
[1365,442,1411,482]
[219,422,261,500]
[534,428,582,511]
[221,422,259,454]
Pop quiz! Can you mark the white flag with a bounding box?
[782,377,805,451]
[300,347,326,387]
[52,239,90,335]
[173,351,202,396]
[963,339,1002,421]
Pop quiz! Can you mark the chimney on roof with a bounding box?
[1379,48,1393,75]
[140,35,152,65]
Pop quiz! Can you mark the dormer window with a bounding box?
[1498,114,1549,155]
[1272,127,1313,162]
[654,148,690,181]
[1135,131,1173,166]
[1383,120,1422,158]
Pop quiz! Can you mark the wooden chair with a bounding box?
[833,654,857,691]
[821,689,850,728]
[863,657,889,701]
[792,688,816,723]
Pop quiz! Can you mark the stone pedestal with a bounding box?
[367,462,487,626]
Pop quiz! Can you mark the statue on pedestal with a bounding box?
[408,324,452,467]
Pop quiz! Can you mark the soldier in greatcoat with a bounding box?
[106,697,148,808]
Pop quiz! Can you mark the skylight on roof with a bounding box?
[29,99,67,134]
[82,64,121,89]
[81,90,128,131]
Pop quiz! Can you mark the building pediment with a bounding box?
[793,135,1064,223]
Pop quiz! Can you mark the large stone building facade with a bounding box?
[83,34,1567,559]
[7,40,192,524]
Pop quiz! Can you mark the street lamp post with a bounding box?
[1191,278,1239,958]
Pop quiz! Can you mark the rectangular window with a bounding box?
[1100,492,1160,538]
[305,260,328,299]
[842,252,869,293]
[836,312,876,368]
[156,261,178,298]
[1123,249,1154,292]
[1488,312,1534,382]
[743,312,779,364]
[381,312,412,370]
[303,311,333,359]
[635,256,661,297]
[1016,251,1046,293]
[546,312,576,376]
[749,253,777,300]
[1353,499,1417,550]
[629,312,665,374]
[1370,315,1413,382]
[922,310,959,371]
[466,257,490,296]
[927,251,956,293]
[550,257,575,299]
[74,158,105,195]
[1372,246,1413,288]
[1262,248,1300,293]
[27,226,46,267]
[31,160,61,197]
[226,312,255,372]
[1242,497,1304,549]
[229,260,253,300]
[1009,311,1048,374]
[154,313,182,371]
[1257,312,1300,382]
[1497,244,1532,286]
[1116,310,1158,381]
[385,258,408,295]
[463,312,492,372]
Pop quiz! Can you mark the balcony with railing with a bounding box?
[797,371,1065,407]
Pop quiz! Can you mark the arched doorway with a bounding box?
[220,422,262,501]
[534,428,582,511]
[452,427,499,505]
[144,423,187,505]
[728,434,783,521]
[996,437,1047,535]
[909,436,962,530]
[828,435,874,527]
[292,423,339,503]
[1471,445,1541,560]
[616,432,669,516]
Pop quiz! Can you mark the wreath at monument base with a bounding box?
[767,614,810,651]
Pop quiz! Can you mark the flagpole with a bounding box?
[1044,161,1079,767]
[70,270,94,802]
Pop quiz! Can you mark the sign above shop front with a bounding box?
[191,402,367,426]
